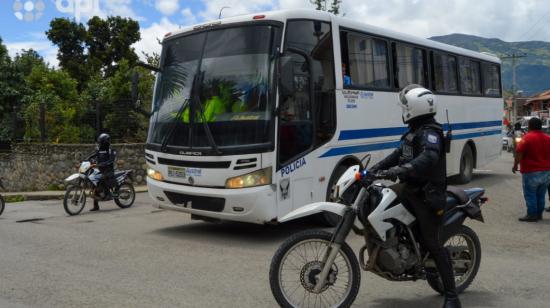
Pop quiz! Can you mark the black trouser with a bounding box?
[391,183,457,297]
[94,170,115,208]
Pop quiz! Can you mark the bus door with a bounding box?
[276,20,336,217]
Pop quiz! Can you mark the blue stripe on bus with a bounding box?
[320,129,501,158]
[338,120,502,141]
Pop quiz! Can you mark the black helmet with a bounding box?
[97,133,111,150]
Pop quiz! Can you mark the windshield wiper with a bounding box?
[188,29,222,155]
[160,97,191,153]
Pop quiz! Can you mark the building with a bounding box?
[524,90,550,118]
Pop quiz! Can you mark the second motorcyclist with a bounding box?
[370,84,461,308]
[86,133,117,211]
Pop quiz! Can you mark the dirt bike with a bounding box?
[0,178,5,216]
[269,154,487,307]
[63,161,136,216]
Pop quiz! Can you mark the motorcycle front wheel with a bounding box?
[269,230,361,308]
[426,225,481,295]
[114,182,135,209]
[0,194,4,216]
[63,185,87,216]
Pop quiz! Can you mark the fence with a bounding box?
[4,99,147,144]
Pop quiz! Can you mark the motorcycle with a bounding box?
[0,178,5,216]
[63,160,136,216]
[269,155,487,307]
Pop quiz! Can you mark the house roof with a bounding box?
[527,90,550,103]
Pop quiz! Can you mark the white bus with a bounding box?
[145,9,502,225]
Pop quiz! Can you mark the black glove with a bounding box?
[379,166,409,181]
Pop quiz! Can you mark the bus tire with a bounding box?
[454,145,474,184]
[319,165,349,227]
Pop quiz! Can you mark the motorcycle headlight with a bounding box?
[147,168,165,181]
[225,167,272,189]
[515,137,522,143]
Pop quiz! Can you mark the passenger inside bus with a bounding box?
[342,63,352,86]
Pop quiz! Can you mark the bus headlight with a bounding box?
[147,168,165,181]
[225,167,272,189]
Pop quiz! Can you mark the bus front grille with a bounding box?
[163,191,225,212]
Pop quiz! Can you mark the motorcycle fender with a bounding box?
[441,211,467,240]
[278,202,346,223]
[64,173,80,183]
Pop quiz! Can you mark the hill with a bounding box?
[429,33,550,95]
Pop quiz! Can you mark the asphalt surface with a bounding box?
[1,153,550,308]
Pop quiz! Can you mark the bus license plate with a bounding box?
[168,167,186,179]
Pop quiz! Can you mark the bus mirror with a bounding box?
[279,55,294,98]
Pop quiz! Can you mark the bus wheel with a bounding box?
[454,145,474,184]
[319,165,348,227]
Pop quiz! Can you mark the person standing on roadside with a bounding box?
[512,117,550,222]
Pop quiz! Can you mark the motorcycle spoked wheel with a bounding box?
[426,225,481,295]
[114,182,135,209]
[0,194,4,216]
[63,185,87,216]
[269,230,361,308]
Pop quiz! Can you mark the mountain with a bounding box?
[429,33,550,95]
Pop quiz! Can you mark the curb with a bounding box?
[3,186,148,203]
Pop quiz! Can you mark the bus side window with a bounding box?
[459,57,482,95]
[432,52,459,93]
[482,63,501,97]
[395,43,427,88]
[343,31,390,89]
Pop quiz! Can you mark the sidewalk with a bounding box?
[3,186,148,202]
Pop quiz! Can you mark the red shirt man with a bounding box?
[514,130,550,173]
[513,117,550,222]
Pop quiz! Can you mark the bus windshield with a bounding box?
[147,24,280,154]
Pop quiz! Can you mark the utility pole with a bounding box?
[501,53,526,122]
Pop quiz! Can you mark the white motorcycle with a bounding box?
[63,161,136,215]
[269,155,487,307]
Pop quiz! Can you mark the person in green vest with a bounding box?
[179,80,237,123]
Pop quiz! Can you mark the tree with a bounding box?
[86,16,141,77]
[46,19,88,87]
[23,65,92,143]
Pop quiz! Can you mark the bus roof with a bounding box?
[165,9,501,64]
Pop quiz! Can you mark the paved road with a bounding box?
[1,153,549,308]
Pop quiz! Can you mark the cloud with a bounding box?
[181,7,197,25]
[133,17,179,60]
[155,0,180,16]
[194,0,550,42]
[101,0,146,21]
[5,40,59,67]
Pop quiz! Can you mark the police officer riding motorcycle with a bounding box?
[86,133,117,211]
[370,84,461,308]
[269,84,486,308]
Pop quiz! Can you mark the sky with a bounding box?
[1,0,550,67]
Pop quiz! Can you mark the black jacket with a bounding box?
[373,117,446,188]
[87,148,117,174]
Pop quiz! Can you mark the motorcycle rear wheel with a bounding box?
[426,225,481,295]
[114,182,135,209]
[269,230,361,308]
[0,194,4,216]
[63,185,87,216]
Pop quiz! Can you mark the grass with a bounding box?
[4,195,26,203]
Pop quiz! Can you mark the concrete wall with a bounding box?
[0,143,146,192]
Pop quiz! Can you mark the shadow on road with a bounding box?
[151,217,325,245]
[368,290,497,308]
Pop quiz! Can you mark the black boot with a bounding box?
[433,249,461,308]
[443,292,462,308]
[90,200,100,212]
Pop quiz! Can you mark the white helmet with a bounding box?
[398,84,437,123]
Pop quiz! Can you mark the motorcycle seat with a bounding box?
[446,186,471,207]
